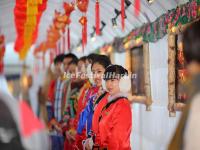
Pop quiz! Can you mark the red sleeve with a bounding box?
[108,100,132,150]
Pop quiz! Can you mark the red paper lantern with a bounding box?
[63,2,75,15]
[77,0,89,13]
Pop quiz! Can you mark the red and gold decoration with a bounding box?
[34,1,75,56]
[14,0,47,60]
[77,0,89,51]
[0,34,5,74]
[64,2,75,52]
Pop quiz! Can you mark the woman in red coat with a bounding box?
[97,64,132,150]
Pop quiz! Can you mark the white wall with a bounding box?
[114,36,181,150]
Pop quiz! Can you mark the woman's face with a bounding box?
[106,79,120,95]
[78,60,86,80]
[68,64,77,80]
[92,63,105,87]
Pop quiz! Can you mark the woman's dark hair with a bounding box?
[183,20,200,64]
[54,54,65,64]
[103,65,128,81]
[87,53,99,64]
[91,55,111,69]
[64,53,78,61]
[78,56,87,63]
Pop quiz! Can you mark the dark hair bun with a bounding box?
[103,65,128,80]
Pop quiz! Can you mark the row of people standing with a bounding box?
[46,53,132,150]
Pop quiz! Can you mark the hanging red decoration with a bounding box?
[135,0,140,16]
[77,0,89,13]
[121,0,125,31]
[77,0,89,51]
[62,32,65,53]
[14,0,47,59]
[63,2,75,15]
[67,27,71,51]
[95,0,100,35]
[79,16,87,50]
[42,52,45,69]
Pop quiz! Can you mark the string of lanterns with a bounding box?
[34,0,145,56]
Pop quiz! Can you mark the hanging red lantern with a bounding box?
[77,0,89,13]
[63,2,75,15]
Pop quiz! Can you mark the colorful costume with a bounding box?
[62,79,85,150]
[97,95,132,150]
[75,86,100,149]
[74,80,92,129]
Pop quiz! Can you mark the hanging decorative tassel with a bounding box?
[42,52,45,69]
[135,0,140,16]
[62,32,65,54]
[79,16,87,52]
[95,0,100,35]
[121,0,125,31]
[67,27,71,51]
[83,18,87,45]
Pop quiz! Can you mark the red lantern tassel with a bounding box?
[42,53,45,69]
[82,27,85,52]
[135,0,140,16]
[82,18,87,52]
[67,27,71,51]
[121,0,125,31]
[95,0,100,35]
[63,34,65,54]
[84,19,87,44]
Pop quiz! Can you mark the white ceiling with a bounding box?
[0,0,189,58]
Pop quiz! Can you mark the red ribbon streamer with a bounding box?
[42,53,45,69]
[95,0,100,35]
[67,27,71,51]
[121,0,125,31]
[82,18,87,52]
[135,0,140,16]
[63,34,65,54]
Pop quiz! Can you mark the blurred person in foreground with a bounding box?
[0,91,49,150]
[168,20,200,150]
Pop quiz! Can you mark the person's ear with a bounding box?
[119,75,131,93]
